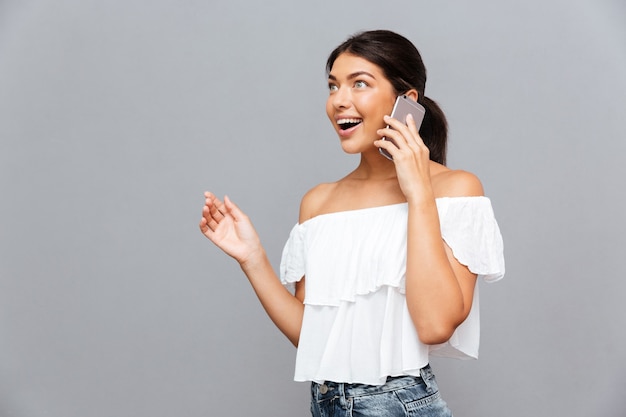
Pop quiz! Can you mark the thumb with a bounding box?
[224,195,244,221]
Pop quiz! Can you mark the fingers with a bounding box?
[376,136,399,160]
[199,192,249,236]
[405,113,422,142]
[376,114,429,159]
[376,122,407,159]
[383,114,424,147]
[200,192,228,233]
[199,206,215,233]
[208,197,226,222]
[200,205,219,234]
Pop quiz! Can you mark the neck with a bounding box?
[352,150,398,180]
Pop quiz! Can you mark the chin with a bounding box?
[339,142,365,155]
[338,135,371,154]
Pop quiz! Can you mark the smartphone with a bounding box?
[379,95,425,160]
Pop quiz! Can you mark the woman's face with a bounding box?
[326,53,397,155]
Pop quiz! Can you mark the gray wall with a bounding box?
[1,1,625,416]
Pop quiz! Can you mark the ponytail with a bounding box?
[419,96,448,165]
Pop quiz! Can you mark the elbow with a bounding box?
[411,305,469,345]
[416,316,466,345]
[417,325,456,345]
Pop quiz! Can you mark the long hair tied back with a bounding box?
[327,30,448,165]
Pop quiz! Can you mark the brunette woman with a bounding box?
[200,30,505,416]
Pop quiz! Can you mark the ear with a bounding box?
[404,89,419,102]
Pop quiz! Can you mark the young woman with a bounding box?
[200,30,505,417]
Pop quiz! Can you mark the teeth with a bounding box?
[337,118,362,124]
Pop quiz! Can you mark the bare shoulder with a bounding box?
[430,164,484,198]
[298,182,338,223]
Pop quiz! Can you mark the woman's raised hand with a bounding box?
[199,192,264,265]
[375,113,434,202]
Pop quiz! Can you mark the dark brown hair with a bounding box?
[326,30,448,165]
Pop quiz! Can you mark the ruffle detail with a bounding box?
[279,223,307,293]
[294,288,430,385]
[279,197,505,306]
[438,197,505,282]
[281,203,410,305]
[279,196,505,383]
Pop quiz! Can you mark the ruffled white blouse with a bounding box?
[280,196,505,386]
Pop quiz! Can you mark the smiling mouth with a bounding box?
[337,118,363,131]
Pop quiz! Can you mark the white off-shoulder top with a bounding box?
[279,196,505,386]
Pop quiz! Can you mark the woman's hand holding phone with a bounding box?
[375,100,434,202]
[378,95,425,161]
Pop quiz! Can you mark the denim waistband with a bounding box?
[313,364,433,399]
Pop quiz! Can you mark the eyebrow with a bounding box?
[328,71,376,81]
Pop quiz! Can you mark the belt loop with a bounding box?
[338,382,348,409]
[420,365,435,393]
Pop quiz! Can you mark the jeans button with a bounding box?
[319,384,329,394]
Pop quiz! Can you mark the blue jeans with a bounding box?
[310,365,453,417]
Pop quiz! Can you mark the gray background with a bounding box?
[1,0,625,416]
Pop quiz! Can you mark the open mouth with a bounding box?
[337,118,363,131]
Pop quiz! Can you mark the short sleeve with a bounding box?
[279,223,306,291]
[438,197,505,283]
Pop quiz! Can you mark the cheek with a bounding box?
[361,95,394,116]
[325,99,335,122]
[361,100,393,129]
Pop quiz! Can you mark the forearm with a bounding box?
[405,200,465,344]
[240,250,304,347]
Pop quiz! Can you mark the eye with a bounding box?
[328,83,338,92]
[354,80,368,88]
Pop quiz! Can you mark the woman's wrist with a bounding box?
[405,187,436,207]
[238,247,270,275]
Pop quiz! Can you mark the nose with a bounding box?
[331,86,351,109]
